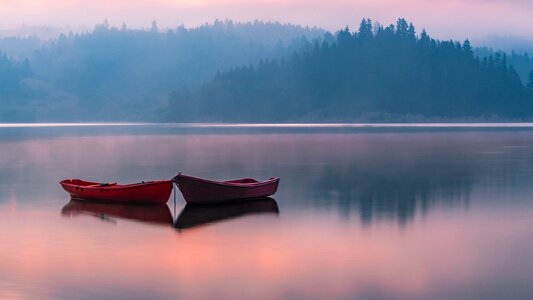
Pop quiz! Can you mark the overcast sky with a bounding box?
[0,0,532,40]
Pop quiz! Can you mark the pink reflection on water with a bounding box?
[1,130,533,299]
[1,203,532,299]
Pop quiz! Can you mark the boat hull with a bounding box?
[174,174,279,204]
[60,179,173,204]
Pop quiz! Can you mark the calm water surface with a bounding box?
[1,125,532,300]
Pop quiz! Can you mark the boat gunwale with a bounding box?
[174,174,279,188]
[60,179,172,190]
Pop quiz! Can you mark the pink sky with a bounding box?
[0,0,532,39]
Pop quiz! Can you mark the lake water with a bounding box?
[1,124,532,300]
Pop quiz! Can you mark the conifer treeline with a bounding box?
[2,18,533,121]
[169,18,533,121]
[0,20,323,121]
[0,53,29,95]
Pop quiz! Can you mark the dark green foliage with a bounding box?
[2,18,533,122]
[32,21,322,107]
[0,20,324,121]
[169,19,533,122]
[476,47,533,84]
[528,70,533,89]
[0,53,29,95]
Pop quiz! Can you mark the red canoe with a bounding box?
[173,174,279,204]
[59,179,173,204]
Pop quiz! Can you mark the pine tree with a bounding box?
[358,18,373,40]
[396,18,409,38]
[407,23,416,40]
[462,39,473,57]
[151,20,158,33]
[527,70,533,89]
[337,27,352,47]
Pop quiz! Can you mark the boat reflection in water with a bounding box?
[61,200,173,226]
[175,197,279,230]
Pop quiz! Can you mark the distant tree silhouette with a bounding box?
[151,20,158,33]
[463,40,473,57]
[168,18,533,122]
[0,52,29,95]
[396,18,409,38]
[3,17,533,122]
[337,26,352,47]
[476,47,533,84]
[407,23,416,40]
[94,19,110,31]
[528,70,533,89]
[358,18,373,40]
[0,20,325,121]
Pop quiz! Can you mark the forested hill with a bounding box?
[3,18,533,122]
[0,54,29,94]
[169,19,533,122]
[0,20,324,121]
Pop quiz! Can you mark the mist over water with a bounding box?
[2,0,533,297]
[1,125,532,299]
